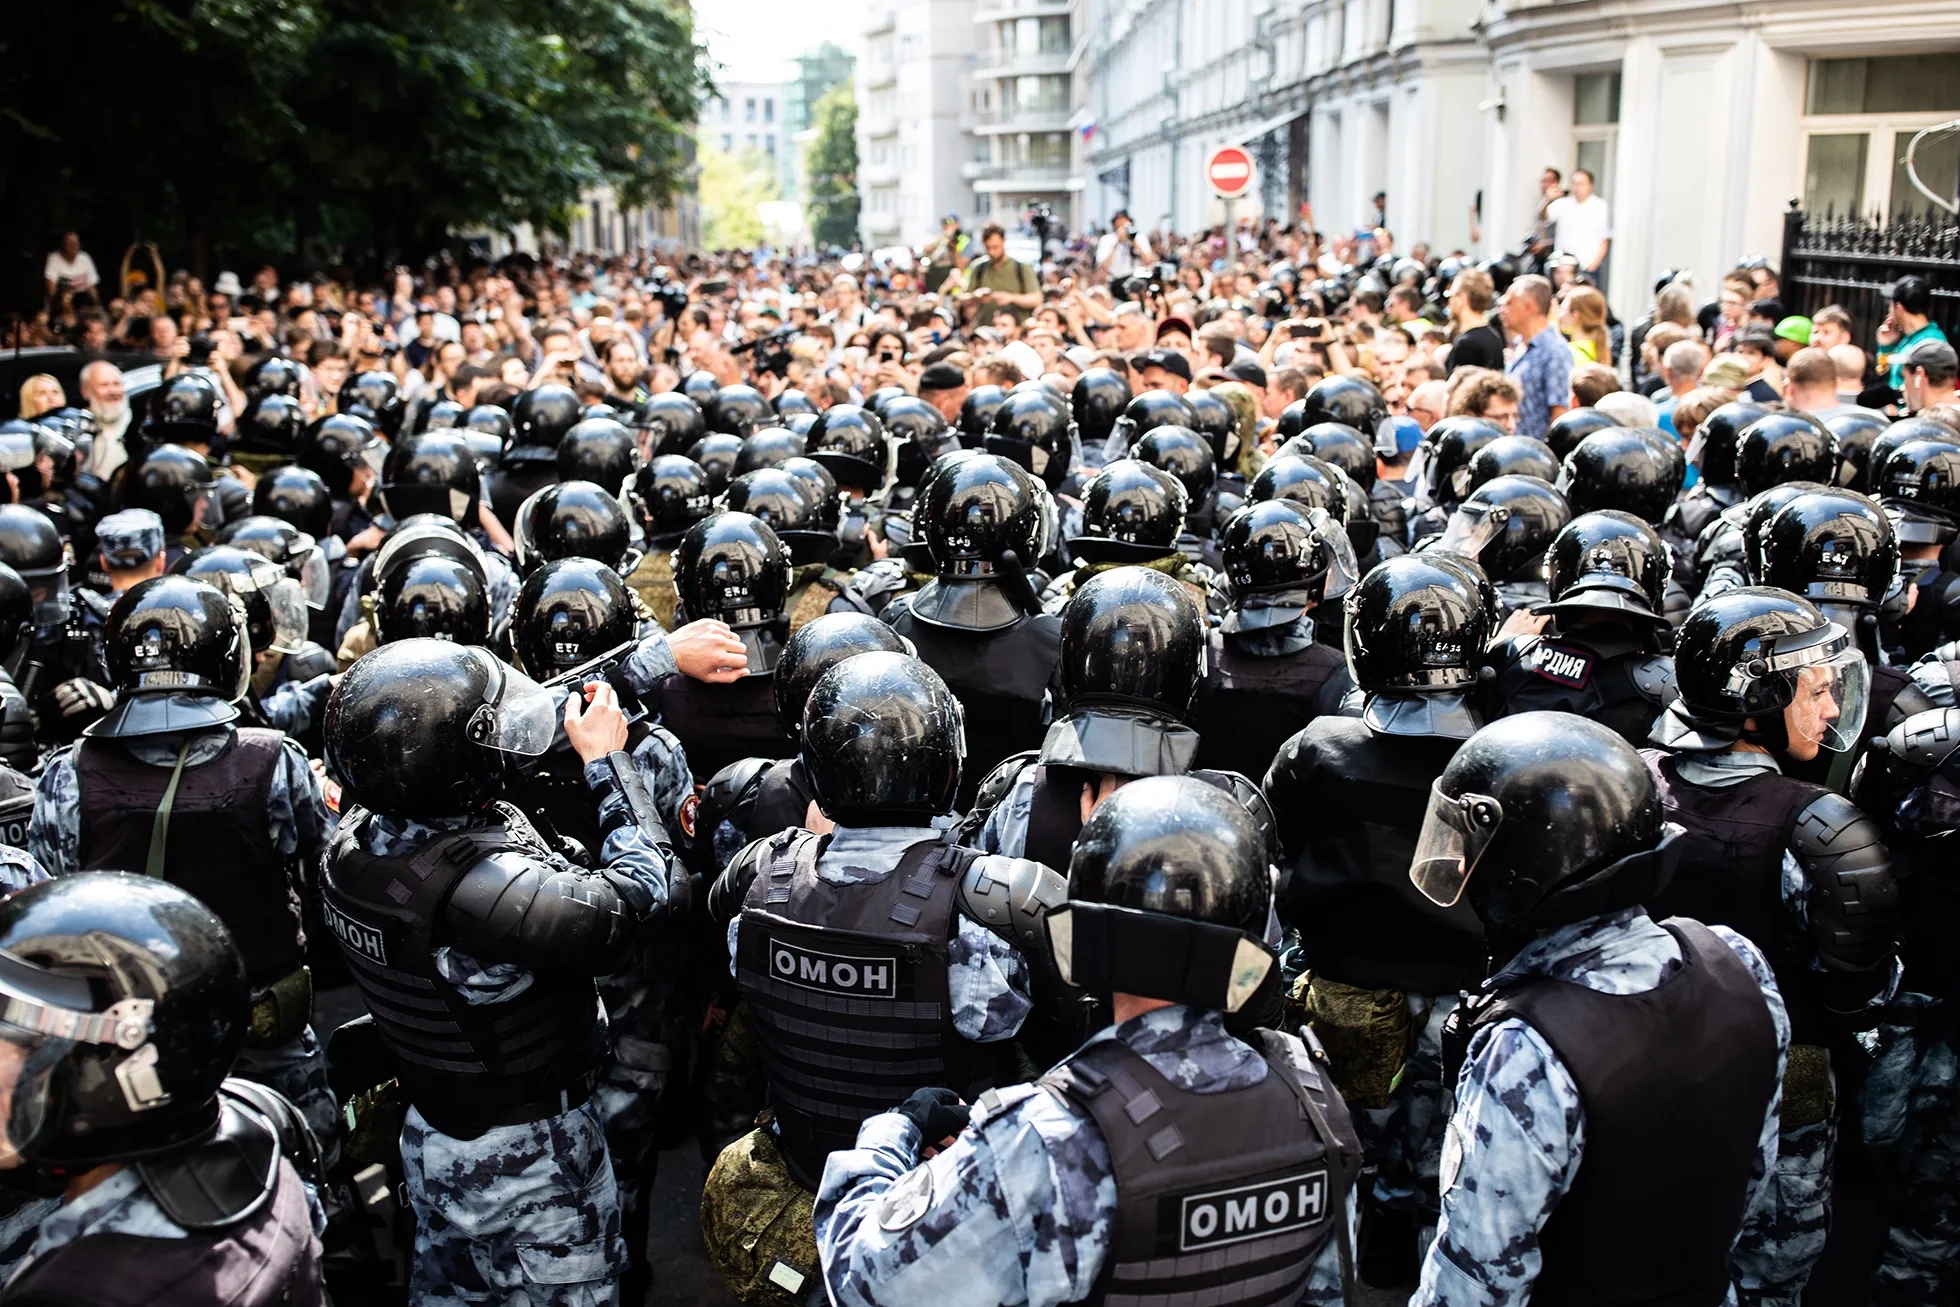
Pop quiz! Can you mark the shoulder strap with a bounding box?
[1254,1028,1357,1305]
[146,737,197,879]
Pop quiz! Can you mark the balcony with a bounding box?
[973,0,1071,19]
[864,3,896,35]
[972,51,1072,79]
[969,106,1072,134]
[859,107,899,138]
[860,159,901,186]
[964,161,1076,190]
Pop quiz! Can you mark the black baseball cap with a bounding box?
[1225,357,1268,387]
[1900,338,1960,376]
[1139,350,1193,382]
[1883,275,1934,315]
[918,363,967,392]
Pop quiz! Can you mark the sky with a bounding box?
[699,0,863,86]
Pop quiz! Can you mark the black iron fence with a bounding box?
[1780,201,1960,352]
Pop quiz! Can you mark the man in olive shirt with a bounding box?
[959,222,1042,326]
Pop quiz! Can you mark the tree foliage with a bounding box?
[0,0,713,285]
[699,146,778,252]
[804,84,860,250]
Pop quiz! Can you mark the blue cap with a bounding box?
[1378,415,1423,456]
[96,509,166,569]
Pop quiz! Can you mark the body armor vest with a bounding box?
[658,672,794,783]
[890,609,1063,808]
[1039,1028,1360,1307]
[75,729,301,986]
[1450,920,1778,1307]
[321,805,607,1137]
[734,831,999,1190]
[1485,633,1673,750]
[748,757,815,843]
[1642,751,1829,1041]
[1190,630,1345,781]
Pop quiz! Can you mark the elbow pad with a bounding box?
[959,854,1068,958]
[445,852,632,973]
[1791,793,1900,975]
[700,756,770,841]
[1881,678,1941,734]
[707,835,776,927]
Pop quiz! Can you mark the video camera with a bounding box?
[730,326,800,379]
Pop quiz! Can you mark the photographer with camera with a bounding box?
[956,223,1041,327]
[1096,210,1153,280]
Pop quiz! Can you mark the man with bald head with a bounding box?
[78,360,131,479]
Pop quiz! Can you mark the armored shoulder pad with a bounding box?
[219,1078,324,1185]
[1879,706,1960,770]
[1629,652,1677,704]
[1908,654,1959,709]
[1791,791,1898,974]
[954,748,1039,845]
[284,641,338,682]
[1931,638,1960,665]
[1882,677,1941,732]
[958,853,1068,954]
[136,1086,287,1230]
[708,830,793,925]
[702,755,773,835]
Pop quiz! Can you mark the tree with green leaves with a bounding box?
[699,147,779,251]
[804,84,860,251]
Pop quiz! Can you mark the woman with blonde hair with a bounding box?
[17,373,64,419]
[1559,285,1611,364]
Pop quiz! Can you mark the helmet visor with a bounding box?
[1785,643,1871,755]
[1409,781,1506,907]
[468,658,558,758]
[0,431,33,474]
[1306,506,1363,600]
[297,544,331,611]
[1435,501,1511,562]
[211,560,310,655]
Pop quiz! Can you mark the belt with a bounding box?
[416,1069,599,1141]
[247,966,314,1048]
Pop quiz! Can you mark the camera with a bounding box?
[186,333,217,367]
[645,277,689,322]
[731,325,799,379]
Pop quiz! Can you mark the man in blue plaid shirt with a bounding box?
[1501,274,1571,441]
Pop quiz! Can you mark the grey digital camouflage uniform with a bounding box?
[1865,991,1960,1304]
[1414,908,1789,1307]
[331,545,518,645]
[1353,993,1456,1232]
[813,1004,1352,1307]
[25,729,340,1149]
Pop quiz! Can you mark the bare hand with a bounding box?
[344,525,387,556]
[1080,773,1125,825]
[1495,607,1551,642]
[804,800,836,837]
[669,619,749,682]
[564,681,629,763]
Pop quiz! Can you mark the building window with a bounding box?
[1572,71,1621,192]
[1801,55,1960,217]
[764,99,775,124]
[745,98,757,122]
[721,133,733,152]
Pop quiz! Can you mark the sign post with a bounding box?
[1206,144,1255,242]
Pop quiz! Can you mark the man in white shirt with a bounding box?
[43,233,99,303]
[78,361,133,480]
[1545,168,1612,288]
[1096,211,1153,279]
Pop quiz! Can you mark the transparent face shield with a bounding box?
[213,560,310,655]
[1435,500,1511,562]
[465,653,559,758]
[0,949,159,1165]
[1409,781,1506,908]
[296,542,331,611]
[1303,506,1363,600]
[1771,636,1871,755]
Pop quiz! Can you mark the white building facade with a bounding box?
[967,0,1085,231]
[858,0,982,249]
[705,81,787,169]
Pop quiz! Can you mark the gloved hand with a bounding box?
[53,678,114,721]
[893,1087,968,1148]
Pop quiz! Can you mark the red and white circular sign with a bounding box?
[1206,145,1255,198]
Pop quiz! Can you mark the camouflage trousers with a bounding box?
[1356,993,1458,1220]
[234,1025,339,1170]
[1731,1114,1835,1307]
[1866,993,1960,1304]
[594,971,674,1211]
[400,1099,626,1307]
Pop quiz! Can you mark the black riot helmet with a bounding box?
[0,563,31,661]
[1183,390,1237,467]
[124,445,217,536]
[217,515,331,615]
[773,389,818,418]
[1425,416,1507,507]
[688,432,744,496]
[462,405,514,454]
[772,612,911,741]
[419,398,466,433]
[1293,423,1376,488]
[1059,567,1206,716]
[296,413,380,498]
[1543,407,1620,462]
[675,511,792,665]
[1661,587,1869,755]
[1069,460,1188,563]
[508,384,583,459]
[918,450,1046,576]
[783,412,819,437]
[987,389,1076,489]
[1300,374,1389,434]
[1761,488,1899,612]
[244,355,304,401]
[338,371,405,438]
[1865,417,1957,497]
[1695,401,1774,490]
[1557,427,1682,524]
[1249,453,1349,516]
[1467,435,1563,494]
[0,505,68,628]
[1738,482,1826,584]
[251,465,333,541]
[325,639,560,817]
[1113,389,1198,454]
[513,558,636,677]
[172,544,308,656]
[379,431,480,524]
[803,651,964,826]
[94,576,250,740]
[780,457,843,529]
[233,393,305,459]
[1071,368,1134,448]
[374,554,490,647]
[633,454,716,542]
[1275,399,1311,443]
[1542,511,1672,626]
[1222,498,1362,615]
[1132,426,1216,505]
[1875,436,1960,544]
[556,417,638,489]
[638,391,708,459]
[1434,475,1572,583]
[1735,412,1837,498]
[149,373,222,443]
[723,467,835,566]
[1050,775,1276,1013]
[807,404,890,489]
[682,371,721,404]
[0,874,251,1171]
[1410,712,1674,942]
[1344,553,1492,699]
[881,397,957,490]
[733,427,807,477]
[706,384,773,438]
[516,480,634,573]
[868,386,911,418]
[1822,409,1889,489]
[958,385,1010,443]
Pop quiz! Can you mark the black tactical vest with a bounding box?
[321,805,607,1137]
[1484,633,1673,750]
[734,831,1000,1190]
[75,729,302,986]
[890,609,1063,808]
[512,719,656,866]
[1039,1028,1360,1307]
[1190,629,1346,782]
[1451,920,1778,1307]
[748,756,815,842]
[1642,751,1828,1040]
[657,672,795,783]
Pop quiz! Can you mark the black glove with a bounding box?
[893,1087,968,1146]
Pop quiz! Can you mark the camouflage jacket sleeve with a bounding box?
[484,553,519,630]
[1908,650,1959,708]
[947,911,1031,1043]
[581,757,677,919]
[0,847,48,898]
[266,739,330,862]
[26,748,80,877]
[814,1084,1114,1307]
[255,673,334,739]
[974,772,1035,858]
[1705,924,1791,1236]
[629,723,697,835]
[619,629,680,698]
[1413,1021,1586,1307]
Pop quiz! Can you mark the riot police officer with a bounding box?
[1190,499,1357,780]
[321,638,680,1305]
[1481,510,1677,747]
[639,390,708,460]
[1037,459,1210,613]
[957,385,1010,447]
[0,563,37,772]
[1875,434,1960,660]
[1556,424,1683,526]
[733,427,807,478]
[1542,405,1618,461]
[626,453,714,630]
[487,383,582,527]
[1132,425,1223,567]
[724,466,851,634]
[295,412,383,542]
[1429,474,1571,617]
[174,543,334,742]
[0,504,109,742]
[1644,587,1900,1305]
[1411,713,1787,1306]
[142,373,253,527]
[1069,367,1132,467]
[886,453,1063,806]
[814,775,1361,1307]
[807,405,891,568]
[1664,399,1771,554]
[0,874,327,1305]
[1104,387,1196,462]
[515,478,638,577]
[337,370,405,440]
[558,414,640,490]
[27,575,336,1148]
[986,389,1078,496]
[878,397,959,513]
